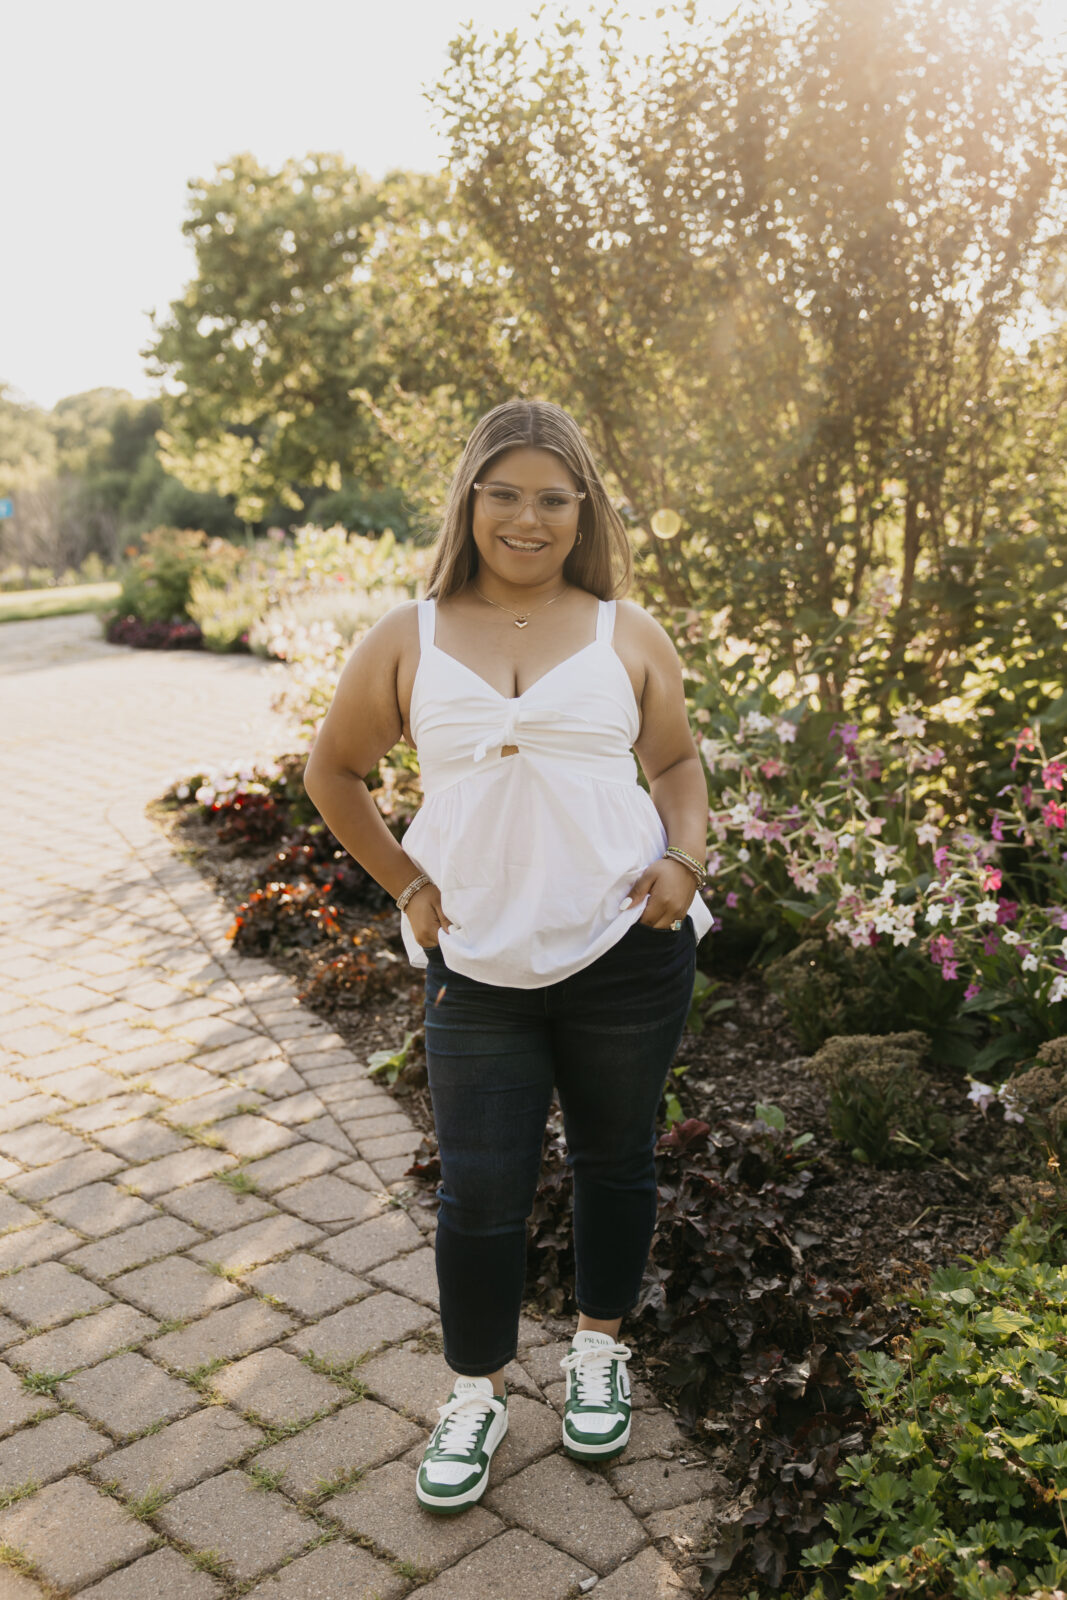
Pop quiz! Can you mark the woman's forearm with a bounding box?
[648,755,710,864]
[303,768,424,901]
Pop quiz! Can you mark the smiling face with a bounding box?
[469,446,582,592]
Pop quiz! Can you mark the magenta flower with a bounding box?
[964,981,981,1000]
[726,891,739,908]
[1043,761,1066,791]
[1011,726,1037,771]
[941,960,959,981]
[997,899,1020,925]
[930,934,956,965]
[982,930,1000,955]
[1022,784,1034,808]
[933,845,951,882]
[991,816,1005,842]
[1043,800,1067,829]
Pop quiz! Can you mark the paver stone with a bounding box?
[329,1458,504,1572]
[93,1406,263,1499]
[252,1399,422,1496]
[242,1540,406,1599]
[155,1468,318,1582]
[58,1351,199,1435]
[77,1547,224,1598]
[0,1474,153,1590]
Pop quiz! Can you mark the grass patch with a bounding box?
[300,1352,369,1398]
[245,1464,285,1492]
[189,1548,230,1578]
[0,1481,39,1511]
[0,581,121,623]
[312,1464,365,1500]
[185,1358,227,1391]
[20,1372,66,1396]
[169,1123,225,1149]
[127,1485,170,1520]
[216,1168,260,1196]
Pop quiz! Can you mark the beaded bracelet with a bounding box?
[663,846,707,888]
[396,872,433,912]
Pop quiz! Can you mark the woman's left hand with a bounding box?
[620,857,699,929]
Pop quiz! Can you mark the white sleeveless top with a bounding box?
[398,596,714,988]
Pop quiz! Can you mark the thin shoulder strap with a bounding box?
[416,597,436,651]
[595,597,616,644]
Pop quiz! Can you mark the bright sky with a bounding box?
[3,0,1064,413]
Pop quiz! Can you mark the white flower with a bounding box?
[738,847,751,862]
[1049,975,1067,1005]
[740,711,773,736]
[997,1086,1025,1124]
[176,783,190,800]
[1060,937,1067,958]
[916,821,940,846]
[975,901,999,925]
[1001,929,1020,945]
[1022,953,1039,972]
[873,844,901,877]
[728,802,753,826]
[967,1079,995,1111]
[893,710,926,739]
[925,904,944,926]
[776,720,797,743]
[874,912,897,934]
[947,902,962,925]
[892,925,916,947]
[194,785,216,806]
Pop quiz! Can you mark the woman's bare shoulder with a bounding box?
[350,598,420,661]
[614,597,678,658]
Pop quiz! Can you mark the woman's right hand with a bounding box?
[405,881,453,949]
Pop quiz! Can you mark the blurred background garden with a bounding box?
[5,0,1067,1591]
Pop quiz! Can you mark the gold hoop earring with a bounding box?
[575,530,582,545]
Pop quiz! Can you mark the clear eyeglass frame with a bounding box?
[473,481,587,526]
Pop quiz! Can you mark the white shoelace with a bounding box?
[559,1340,632,1405]
[433,1390,503,1455]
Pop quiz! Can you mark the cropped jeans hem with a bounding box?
[444,1349,517,1378]
[575,1299,637,1321]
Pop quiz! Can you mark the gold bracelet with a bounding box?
[396,873,432,912]
[663,846,707,887]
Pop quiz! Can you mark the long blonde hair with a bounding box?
[423,400,633,601]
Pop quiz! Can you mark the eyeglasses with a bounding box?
[473,481,586,526]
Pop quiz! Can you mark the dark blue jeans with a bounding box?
[421,918,697,1376]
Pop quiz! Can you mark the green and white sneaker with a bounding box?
[415,1376,508,1515]
[559,1329,633,1460]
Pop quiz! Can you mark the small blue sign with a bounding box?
[0,499,12,519]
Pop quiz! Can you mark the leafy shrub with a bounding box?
[112,527,242,624]
[801,1214,1067,1600]
[765,940,887,1051]
[297,928,404,1011]
[1003,1036,1067,1166]
[186,566,260,651]
[803,1031,951,1167]
[226,880,342,954]
[105,615,203,650]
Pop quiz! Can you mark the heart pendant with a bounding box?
[514,617,530,628]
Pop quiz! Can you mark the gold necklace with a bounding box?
[472,583,570,629]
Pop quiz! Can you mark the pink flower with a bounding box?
[864,816,886,837]
[1022,784,1034,808]
[930,934,956,965]
[982,931,1000,955]
[964,982,981,1000]
[1043,800,1067,829]
[933,846,951,883]
[726,891,739,908]
[941,960,959,981]
[991,816,1005,842]
[1011,726,1037,771]
[760,757,786,779]
[864,761,882,781]
[981,868,1003,893]
[997,899,1020,925]
[1043,761,1066,791]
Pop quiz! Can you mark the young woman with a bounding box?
[303,398,712,1515]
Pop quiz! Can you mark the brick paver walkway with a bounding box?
[0,613,720,1598]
